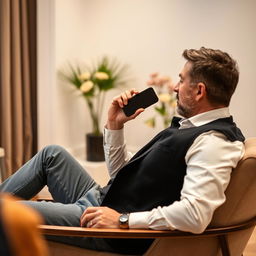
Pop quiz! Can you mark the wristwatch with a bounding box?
[119,213,130,229]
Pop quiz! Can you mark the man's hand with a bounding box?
[80,206,121,228]
[106,89,144,130]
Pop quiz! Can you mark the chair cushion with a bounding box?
[210,138,256,226]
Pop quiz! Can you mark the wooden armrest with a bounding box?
[39,217,256,239]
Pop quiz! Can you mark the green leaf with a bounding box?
[155,105,166,116]
[145,118,155,128]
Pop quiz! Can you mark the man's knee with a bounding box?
[42,145,68,157]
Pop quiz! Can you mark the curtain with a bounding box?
[0,0,37,180]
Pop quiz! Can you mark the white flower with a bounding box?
[94,72,109,80]
[158,93,172,103]
[79,72,91,81]
[159,76,171,84]
[80,80,94,93]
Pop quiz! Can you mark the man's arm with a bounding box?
[104,89,144,178]
[103,128,134,178]
[80,89,144,228]
[128,131,244,233]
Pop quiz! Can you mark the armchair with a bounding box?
[39,138,256,256]
[0,194,48,256]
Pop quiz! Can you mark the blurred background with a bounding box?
[38,0,256,156]
[1,0,256,176]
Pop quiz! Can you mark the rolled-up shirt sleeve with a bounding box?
[129,131,244,233]
[103,128,134,178]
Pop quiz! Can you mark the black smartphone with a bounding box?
[123,87,159,117]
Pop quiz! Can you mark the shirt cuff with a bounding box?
[129,212,150,229]
[104,127,124,147]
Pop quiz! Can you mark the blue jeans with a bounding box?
[0,145,115,252]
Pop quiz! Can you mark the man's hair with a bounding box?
[182,47,239,106]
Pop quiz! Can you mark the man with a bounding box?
[0,47,244,254]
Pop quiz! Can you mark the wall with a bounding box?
[38,0,256,156]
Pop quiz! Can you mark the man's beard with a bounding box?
[176,102,188,118]
[176,96,194,118]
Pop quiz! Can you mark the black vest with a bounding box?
[101,116,244,254]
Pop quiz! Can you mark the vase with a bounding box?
[86,133,105,162]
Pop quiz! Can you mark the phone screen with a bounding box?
[123,87,159,117]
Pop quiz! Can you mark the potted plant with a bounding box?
[145,72,177,129]
[60,56,130,161]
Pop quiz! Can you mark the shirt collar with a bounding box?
[179,107,230,129]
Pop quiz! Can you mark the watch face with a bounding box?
[119,213,129,228]
[120,215,128,222]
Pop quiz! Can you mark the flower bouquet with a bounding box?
[145,72,176,129]
[60,56,130,161]
[60,56,130,136]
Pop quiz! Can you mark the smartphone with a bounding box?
[123,87,159,117]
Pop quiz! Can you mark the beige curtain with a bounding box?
[0,0,37,180]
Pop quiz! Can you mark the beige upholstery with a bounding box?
[42,138,256,256]
[1,194,49,256]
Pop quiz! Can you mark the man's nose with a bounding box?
[173,83,179,92]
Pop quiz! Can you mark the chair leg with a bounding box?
[218,235,231,256]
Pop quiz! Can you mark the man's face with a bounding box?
[174,62,198,118]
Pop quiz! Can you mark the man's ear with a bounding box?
[195,82,206,101]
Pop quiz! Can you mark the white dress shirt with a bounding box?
[103,108,244,233]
